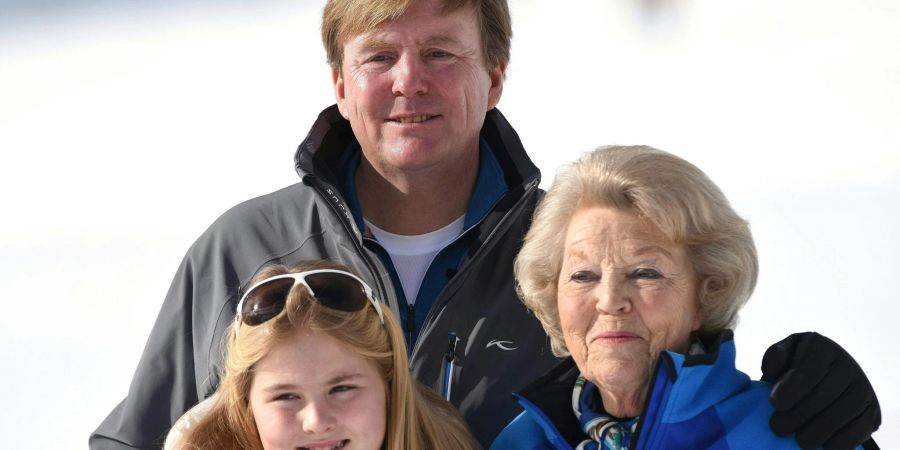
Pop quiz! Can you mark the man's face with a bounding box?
[333,0,505,176]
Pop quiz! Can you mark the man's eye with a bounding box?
[368,54,390,63]
[428,50,450,58]
[631,268,662,279]
[570,271,599,283]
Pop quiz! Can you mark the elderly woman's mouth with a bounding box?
[591,331,641,344]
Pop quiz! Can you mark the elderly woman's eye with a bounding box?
[570,271,599,282]
[631,268,663,279]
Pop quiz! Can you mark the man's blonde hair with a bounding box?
[321,0,511,71]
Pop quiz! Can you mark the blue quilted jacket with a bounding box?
[490,331,869,450]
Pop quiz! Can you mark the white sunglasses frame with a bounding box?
[234,269,385,332]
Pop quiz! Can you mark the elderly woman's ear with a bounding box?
[699,275,725,299]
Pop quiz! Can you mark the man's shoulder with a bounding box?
[188,181,335,257]
[211,182,314,230]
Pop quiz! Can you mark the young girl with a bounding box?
[166,261,479,450]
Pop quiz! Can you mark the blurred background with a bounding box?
[1,0,897,447]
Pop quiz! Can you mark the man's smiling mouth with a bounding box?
[391,114,437,123]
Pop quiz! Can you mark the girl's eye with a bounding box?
[631,268,663,279]
[570,271,599,283]
[331,385,357,395]
[274,393,299,401]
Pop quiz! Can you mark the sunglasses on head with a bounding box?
[234,269,384,331]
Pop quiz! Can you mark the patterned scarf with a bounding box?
[572,374,639,450]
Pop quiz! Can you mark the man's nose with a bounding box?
[392,53,428,97]
[300,401,337,435]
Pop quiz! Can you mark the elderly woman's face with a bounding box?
[558,204,701,393]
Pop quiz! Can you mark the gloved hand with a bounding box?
[761,332,880,449]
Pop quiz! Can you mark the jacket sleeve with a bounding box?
[89,233,236,450]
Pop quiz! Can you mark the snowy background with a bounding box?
[1,0,897,447]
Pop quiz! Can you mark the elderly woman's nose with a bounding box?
[593,279,632,314]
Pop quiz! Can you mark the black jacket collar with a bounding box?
[515,331,738,447]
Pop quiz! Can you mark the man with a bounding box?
[91,0,880,448]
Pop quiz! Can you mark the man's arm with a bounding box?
[90,247,233,449]
[762,332,881,450]
[89,181,353,449]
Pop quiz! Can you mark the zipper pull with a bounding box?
[443,332,460,401]
[445,332,459,363]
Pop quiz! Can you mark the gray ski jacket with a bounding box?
[90,105,560,449]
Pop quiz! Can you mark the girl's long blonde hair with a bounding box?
[175,261,479,450]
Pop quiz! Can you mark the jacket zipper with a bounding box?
[410,177,541,358]
[406,303,416,352]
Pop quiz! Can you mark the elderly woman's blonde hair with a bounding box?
[321,0,512,71]
[515,145,758,357]
[174,261,479,450]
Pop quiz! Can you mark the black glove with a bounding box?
[761,332,880,449]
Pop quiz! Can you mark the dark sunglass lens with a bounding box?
[241,278,294,325]
[305,273,368,312]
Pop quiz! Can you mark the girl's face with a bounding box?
[249,330,387,450]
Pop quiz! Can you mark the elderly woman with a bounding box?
[490,146,876,450]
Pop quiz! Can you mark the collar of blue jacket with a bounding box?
[490,330,832,450]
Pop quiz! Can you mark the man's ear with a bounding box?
[332,68,349,119]
[486,62,507,110]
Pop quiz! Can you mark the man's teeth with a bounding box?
[397,115,431,123]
